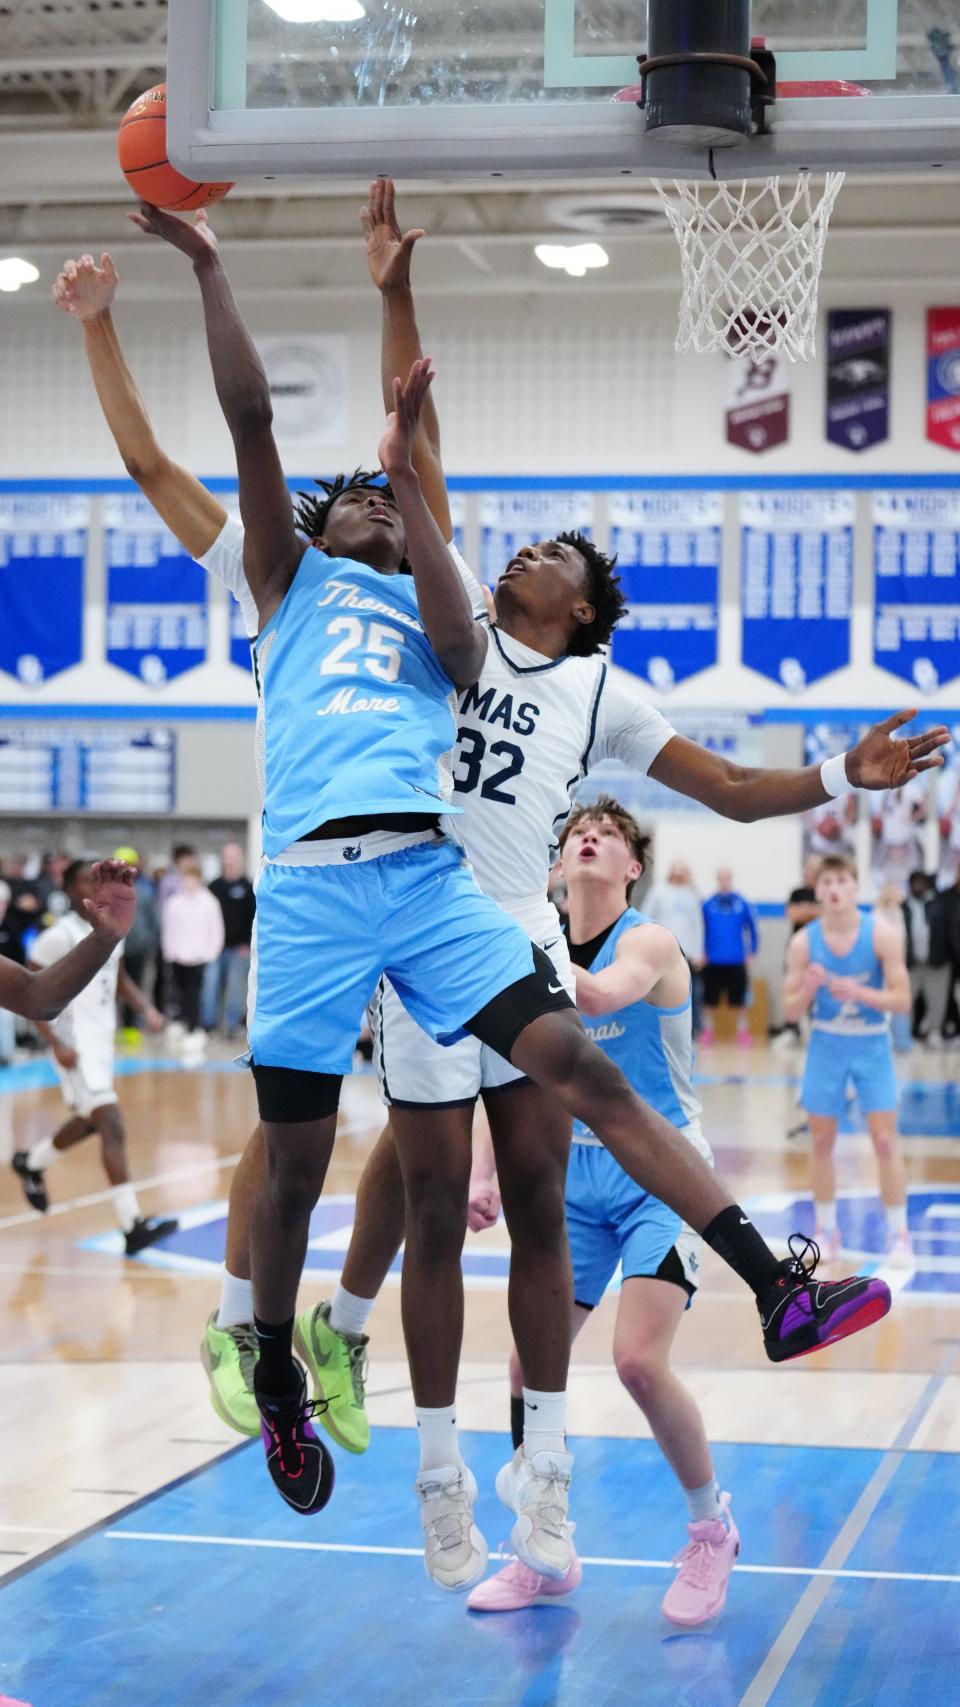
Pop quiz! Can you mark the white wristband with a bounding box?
[820,752,851,798]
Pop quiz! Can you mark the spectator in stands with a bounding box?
[113,846,160,1039]
[156,844,197,1014]
[0,880,18,1064]
[203,842,256,1038]
[876,883,914,1054]
[644,859,704,1033]
[35,852,71,923]
[701,867,758,1049]
[161,861,224,1056]
[903,870,950,1049]
[787,856,822,934]
[2,856,43,963]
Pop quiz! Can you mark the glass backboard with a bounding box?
[167,1,960,181]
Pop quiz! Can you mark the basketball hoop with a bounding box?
[651,169,845,362]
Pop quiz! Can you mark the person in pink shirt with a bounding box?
[161,861,225,1055]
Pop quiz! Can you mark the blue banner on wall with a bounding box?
[0,496,87,686]
[479,492,593,587]
[105,496,208,686]
[740,491,855,691]
[873,490,960,692]
[608,491,721,690]
[825,310,891,452]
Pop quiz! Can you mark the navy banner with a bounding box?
[479,492,593,587]
[0,496,87,685]
[826,310,891,452]
[609,491,721,690]
[740,492,855,691]
[105,496,208,685]
[873,490,960,692]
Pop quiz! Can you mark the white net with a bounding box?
[651,172,845,363]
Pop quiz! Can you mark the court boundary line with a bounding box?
[101,1529,960,1587]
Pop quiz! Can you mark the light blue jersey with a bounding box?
[254,547,461,857]
[573,907,703,1144]
[807,916,887,1034]
[565,908,709,1309]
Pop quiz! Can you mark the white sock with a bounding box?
[217,1268,254,1329]
[415,1403,461,1473]
[522,1388,567,1459]
[25,1135,56,1171]
[888,1203,908,1236]
[329,1282,374,1339]
[113,1184,141,1233]
[815,1199,837,1232]
[685,1477,724,1525]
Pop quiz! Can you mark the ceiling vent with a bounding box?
[545,193,667,234]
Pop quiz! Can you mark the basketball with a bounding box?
[117,84,233,212]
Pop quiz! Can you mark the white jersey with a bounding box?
[31,912,123,1048]
[200,520,676,933]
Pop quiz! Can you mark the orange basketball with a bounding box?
[118,84,233,212]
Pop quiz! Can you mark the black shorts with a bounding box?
[702,962,748,1008]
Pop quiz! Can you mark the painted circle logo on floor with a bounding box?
[744,1184,960,1295]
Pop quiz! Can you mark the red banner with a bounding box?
[726,351,790,454]
[927,307,960,452]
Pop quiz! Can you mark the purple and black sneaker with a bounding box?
[759,1235,891,1364]
[256,1360,335,1515]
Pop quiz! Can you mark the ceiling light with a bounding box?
[263,1,366,21]
[0,257,39,294]
[534,243,609,279]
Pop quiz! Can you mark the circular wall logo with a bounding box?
[261,341,346,441]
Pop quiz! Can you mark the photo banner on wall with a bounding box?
[581,714,764,817]
[825,310,891,452]
[105,496,208,685]
[725,351,790,454]
[927,308,960,452]
[802,723,860,861]
[873,490,960,692]
[479,491,593,587]
[740,491,854,691]
[0,495,88,685]
[608,491,721,690]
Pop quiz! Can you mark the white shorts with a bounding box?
[370,928,575,1107]
[52,1036,117,1118]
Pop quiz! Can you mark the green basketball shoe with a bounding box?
[200,1312,260,1437]
[294,1300,370,1455]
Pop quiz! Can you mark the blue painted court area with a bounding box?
[2,1432,958,1707]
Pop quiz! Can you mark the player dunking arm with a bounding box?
[783,854,913,1266]
[57,207,934,1559]
[12,860,176,1256]
[466,798,738,1626]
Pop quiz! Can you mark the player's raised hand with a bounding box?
[52,252,119,322]
[361,178,425,294]
[847,711,949,789]
[128,202,219,264]
[83,860,136,944]
[378,357,435,477]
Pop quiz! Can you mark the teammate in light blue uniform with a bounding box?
[785,854,913,1265]
[469,795,740,1625]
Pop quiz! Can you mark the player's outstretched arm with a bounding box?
[53,253,227,560]
[649,712,949,822]
[363,179,453,541]
[128,204,302,626]
[0,861,134,1022]
[379,359,487,686]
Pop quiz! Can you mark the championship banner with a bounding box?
[826,310,891,452]
[608,491,721,690]
[725,350,790,454]
[927,308,960,451]
[740,491,855,690]
[479,491,593,587]
[0,495,87,685]
[105,495,208,686]
[873,489,960,691]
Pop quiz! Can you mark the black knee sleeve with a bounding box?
[466,943,575,1060]
[251,1063,342,1124]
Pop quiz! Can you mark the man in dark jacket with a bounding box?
[903,870,950,1047]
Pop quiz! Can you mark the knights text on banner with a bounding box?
[740,491,855,691]
[873,489,960,692]
[0,496,88,686]
[608,491,721,690]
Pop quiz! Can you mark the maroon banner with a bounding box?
[927,307,960,452]
[726,351,790,454]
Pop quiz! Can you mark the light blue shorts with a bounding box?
[565,1142,700,1310]
[800,1028,898,1119]
[248,835,535,1074]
